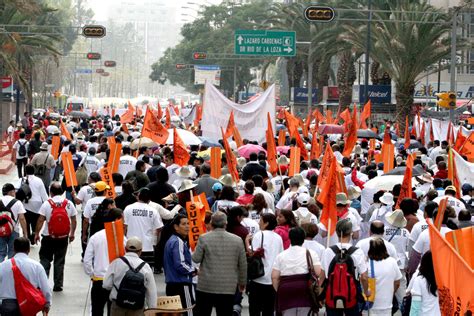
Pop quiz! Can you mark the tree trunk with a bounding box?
[337,51,356,110]
[395,82,416,131]
[316,57,330,104]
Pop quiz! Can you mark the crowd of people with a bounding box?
[0,108,472,316]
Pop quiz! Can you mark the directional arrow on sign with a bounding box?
[237,35,244,45]
[283,47,293,53]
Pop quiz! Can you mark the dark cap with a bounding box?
[89,172,102,182]
[2,183,15,195]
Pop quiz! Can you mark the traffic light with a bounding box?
[87,53,101,60]
[96,69,104,74]
[104,61,116,67]
[193,52,207,60]
[304,5,336,22]
[436,92,457,108]
[82,25,106,38]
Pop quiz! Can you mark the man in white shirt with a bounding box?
[81,147,102,176]
[22,165,48,245]
[301,223,325,260]
[355,221,398,260]
[293,193,318,225]
[103,237,157,313]
[409,201,437,252]
[83,208,124,315]
[34,182,77,292]
[0,184,27,261]
[320,220,369,315]
[118,146,137,178]
[12,131,29,178]
[123,187,163,269]
[252,175,275,213]
[165,153,180,185]
[433,185,466,216]
[275,178,299,212]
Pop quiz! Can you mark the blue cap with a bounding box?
[212,182,223,192]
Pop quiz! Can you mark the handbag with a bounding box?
[11,258,47,316]
[247,232,265,280]
[305,249,322,312]
[76,163,88,186]
[363,259,376,310]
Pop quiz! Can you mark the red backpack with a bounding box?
[325,245,361,309]
[11,258,47,316]
[0,199,18,237]
[47,199,70,238]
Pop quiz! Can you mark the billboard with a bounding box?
[194,65,221,86]
[356,85,392,104]
[291,87,317,103]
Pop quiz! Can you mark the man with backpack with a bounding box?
[12,132,29,178]
[0,237,51,315]
[293,193,318,225]
[321,219,370,316]
[23,165,48,245]
[0,184,27,262]
[34,182,77,292]
[103,237,157,315]
[82,181,109,248]
[30,142,56,192]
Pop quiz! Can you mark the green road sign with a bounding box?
[234,30,296,57]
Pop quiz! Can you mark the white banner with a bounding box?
[453,149,474,185]
[194,65,221,86]
[202,81,276,143]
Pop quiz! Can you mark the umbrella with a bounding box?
[49,113,61,119]
[276,146,290,154]
[318,124,344,135]
[198,136,222,148]
[46,125,59,134]
[357,129,380,139]
[130,137,157,150]
[237,144,266,159]
[166,129,202,145]
[365,175,420,191]
[396,139,422,149]
[197,148,225,160]
[69,111,90,119]
[384,164,425,177]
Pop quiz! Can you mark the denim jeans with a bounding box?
[0,231,19,262]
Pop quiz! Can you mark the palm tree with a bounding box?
[341,0,457,129]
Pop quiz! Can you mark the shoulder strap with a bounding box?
[388,228,400,242]
[370,259,375,278]
[6,198,18,210]
[345,246,358,256]
[119,256,134,270]
[11,258,16,267]
[136,261,146,272]
[60,199,68,209]
[260,231,264,248]
[330,245,341,255]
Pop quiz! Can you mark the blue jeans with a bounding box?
[0,231,19,262]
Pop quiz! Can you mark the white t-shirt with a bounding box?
[410,275,441,316]
[241,218,260,235]
[383,226,410,269]
[0,196,26,233]
[409,219,429,244]
[118,155,137,178]
[355,236,398,261]
[433,196,466,215]
[413,226,452,255]
[82,155,102,175]
[302,240,325,262]
[123,201,164,252]
[23,175,48,213]
[276,190,297,210]
[254,187,275,212]
[13,139,29,159]
[83,196,106,220]
[248,208,273,223]
[293,207,318,225]
[38,196,77,236]
[77,185,96,207]
[251,230,283,285]
[368,257,402,310]
[319,212,361,247]
[273,245,320,276]
[321,243,367,277]
[270,175,288,195]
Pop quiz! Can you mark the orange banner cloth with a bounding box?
[288,147,301,177]
[210,147,222,179]
[173,128,190,167]
[105,219,125,263]
[61,152,78,188]
[51,136,60,160]
[187,201,206,251]
[142,107,169,144]
[100,167,117,199]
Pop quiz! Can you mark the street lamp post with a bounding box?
[363,0,372,104]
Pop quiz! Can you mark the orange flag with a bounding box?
[453,128,467,152]
[60,120,72,141]
[459,132,474,161]
[187,201,206,251]
[266,113,278,176]
[221,127,239,183]
[232,126,243,148]
[194,105,203,126]
[434,197,448,230]
[428,221,474,316]
[359,100,371,129]
[173,128,190,167]
[278,129,286,147]
[420,121,426,146]
[319,157,338,236]
[284,110,299,137]
[447,148,461,198]
[165,107,171,129]
[383,125,392,144]
[313,109,324,124]
[444,227,474,270]
[339,108,352,132]
[210,147,222,179]
[294,131,308,160]
[303,113,311,138]
[157,102,163,119]
[310,131,321,160]
[395,155,414,209]
[142,107,169,144]
[120,103,135,124]
[61,152,78,188]
[108,142,122,174]
[225,111,236,139]
[288,147,301,177]
[404,116,410,150]
[51,136,60,160]
[100,166,117,199]
[382,142,395,173]
[105,219,125,263]
[447,122,455,145]
[326,110,333,124]
[342,106,358,157]
[317,143,335,189]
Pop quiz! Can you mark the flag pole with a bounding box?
[326,218,331,248]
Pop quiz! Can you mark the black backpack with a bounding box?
[115,257,147,310]
[16,178,32,203]
[18,140,27,157]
